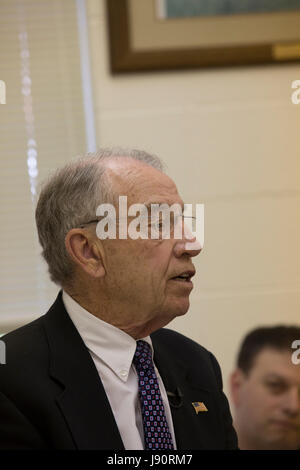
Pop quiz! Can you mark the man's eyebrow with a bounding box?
[143,202,185,211]
[264,373,288,382]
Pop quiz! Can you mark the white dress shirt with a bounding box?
[62,291,177,450]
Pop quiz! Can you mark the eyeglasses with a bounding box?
[78,214,197,238]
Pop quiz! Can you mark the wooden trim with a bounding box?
[106,0,300,73]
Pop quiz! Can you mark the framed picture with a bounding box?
[106,0,300,73]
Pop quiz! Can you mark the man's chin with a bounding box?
[263,438,299,450]
[168,298,190,319]
[263,426,300,450]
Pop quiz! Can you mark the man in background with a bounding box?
[230,325,300,450]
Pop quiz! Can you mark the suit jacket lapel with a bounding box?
[152,335,224,450]
[42,292,124,450]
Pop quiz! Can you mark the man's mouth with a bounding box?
[270,420,299,430]
[170,270,195,283]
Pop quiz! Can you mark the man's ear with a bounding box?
[65,229,105,278]
[230,368,246,408]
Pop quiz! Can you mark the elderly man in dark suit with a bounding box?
[0,148,238,450]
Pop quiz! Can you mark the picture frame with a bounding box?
[106,0,300,73]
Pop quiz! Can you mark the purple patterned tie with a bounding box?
[133,340,174,450]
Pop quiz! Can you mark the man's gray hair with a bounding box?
[35,147,164,287]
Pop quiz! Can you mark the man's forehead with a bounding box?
[104,159,181,203]
[105,158,169,183]
[251,348,300,382]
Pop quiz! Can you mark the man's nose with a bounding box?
[282,388,300,417]
[174,217,202,257]
[173,229,202,258]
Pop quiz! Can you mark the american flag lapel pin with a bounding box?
[192,402,208,414]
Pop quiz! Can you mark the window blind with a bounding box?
[0,0,89,333]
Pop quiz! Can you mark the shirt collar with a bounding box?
[62,290,153,382]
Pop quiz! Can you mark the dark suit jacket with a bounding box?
[0,292,238,449]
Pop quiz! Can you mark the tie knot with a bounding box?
[133,340,153,371]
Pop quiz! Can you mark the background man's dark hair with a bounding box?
[237,325,300,375]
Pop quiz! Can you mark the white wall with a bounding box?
[87,0,300,403]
